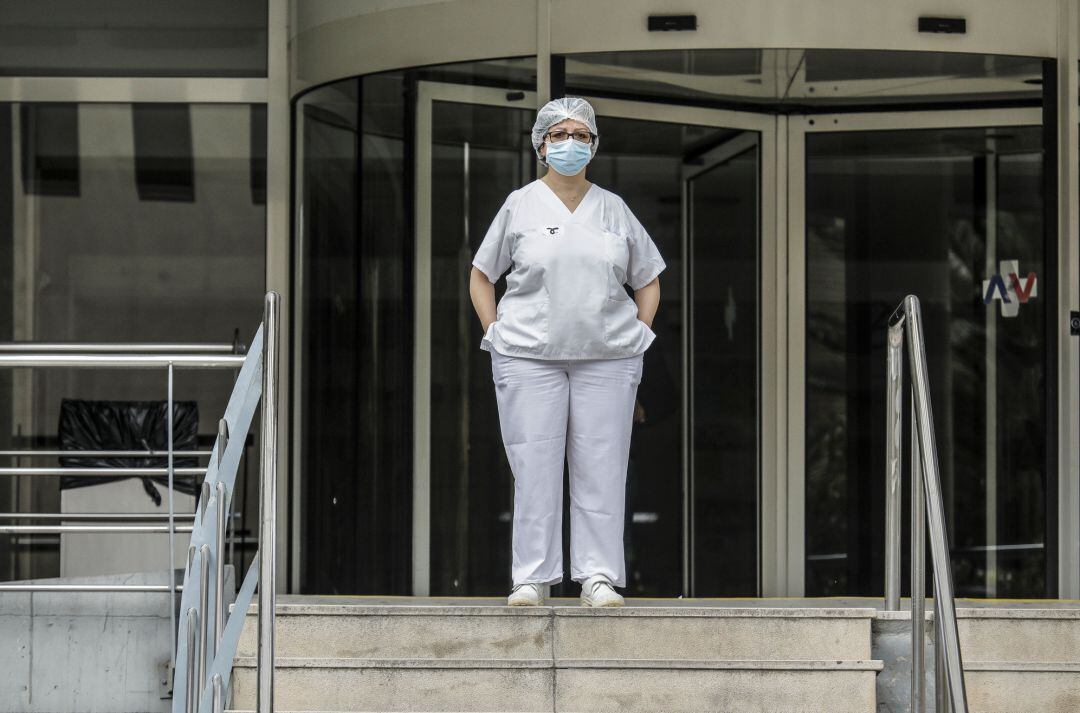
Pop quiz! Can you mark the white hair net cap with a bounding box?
[531,97,599,166]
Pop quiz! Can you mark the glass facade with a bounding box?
[428,98,537,596]
[804,125,1051,598]
[0,102,267,581]
[296,57,766,597]
[294,60,538,595]
[291,47,1063,598]
[295,73,413,594]
[0,2,1066,600]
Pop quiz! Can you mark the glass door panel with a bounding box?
[804,124,1051,598]
[686,137,760,596]
[428,98,536,596]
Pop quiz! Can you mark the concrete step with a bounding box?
[875,607,1080,712]
[230,658,882,712]
[230,603,881,712]
[958,608,1080,662]
[237,604,874,661]
[227,600,1080,712]
[960,608,1080,712]
[237,605,552,661]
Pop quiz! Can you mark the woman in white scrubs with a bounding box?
[469,97,666,607]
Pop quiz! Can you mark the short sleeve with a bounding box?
[623,202,667,290]
[471,194,515,284]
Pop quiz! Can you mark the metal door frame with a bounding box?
[413,80,781,596]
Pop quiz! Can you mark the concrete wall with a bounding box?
[0,568,234,713]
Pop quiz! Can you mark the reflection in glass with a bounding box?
[296,74,413,594]
[429,99,536,596]
[585,116,759,597]
[687,143,759,596]
[565,49,1041,109]
[805,126,1049,598]
[0,102,267,581]
[584,115,689,596]
[296,58,537,595]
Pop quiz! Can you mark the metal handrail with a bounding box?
[0,450,213,457]
[0,337,252,699]
[0,354,245,368]
[0,342,243,354]
[4,583,186,592]
[0,513,196,520]
[0,525,195,534]
[884,295,969,713]
[169,292,279,713]
[257,293,279,713]
[0,467,206,476]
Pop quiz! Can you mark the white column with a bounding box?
[268,0,291,594]
[1058,0,1080,600]
[536,0,551,107]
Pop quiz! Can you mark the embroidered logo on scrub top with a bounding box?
[546,226,561,236]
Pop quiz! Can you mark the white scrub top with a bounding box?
[471,179,667,360]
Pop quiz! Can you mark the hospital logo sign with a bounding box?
[982,259,1037,318]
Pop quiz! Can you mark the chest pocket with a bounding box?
[600,228,631,290]
[506,227,558,297]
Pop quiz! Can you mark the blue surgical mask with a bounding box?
[545,138,592,176]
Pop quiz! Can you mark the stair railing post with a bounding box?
[215,480,227,651]
[904,295,968,713]
[911,390,926,713]
[212,673,224,713]
[256,291,280,713]
[185,608,199,713]
[167,362,177,680]
[885,320,904,611]
[197,543,210,698]
[936,601,951,713]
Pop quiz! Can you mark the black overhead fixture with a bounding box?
[918,16,966,34]
[648,15,697,32]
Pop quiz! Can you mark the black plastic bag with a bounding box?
[58,398,200,505]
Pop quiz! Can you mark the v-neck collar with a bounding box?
[536,178,596,219]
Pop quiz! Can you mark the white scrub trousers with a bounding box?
[490,349,643,589]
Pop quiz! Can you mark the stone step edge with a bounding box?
[964,661,1080,673]
[232,656,884,672]
[244,605,879,618]
[879,608,1080,620]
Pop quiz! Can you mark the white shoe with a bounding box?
[507,583,549,606]
[580,575,624,607]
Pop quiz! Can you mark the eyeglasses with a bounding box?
[544,129,595,144]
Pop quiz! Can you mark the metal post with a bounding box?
[212,673,224,713]
[936,601,951,713]
[198,543,210,698]
[185,608,199,713]
[215,481,227,650]
[885,321,905,611]
[218,419,229,470]
[911,390,926,713]
[200,482,210,525]
[216,420,229,656]
[167,362,176,678]
[905,296,968,713]
[257,291,280,713]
